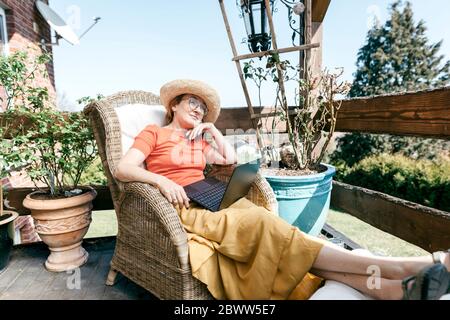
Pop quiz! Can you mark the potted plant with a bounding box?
[1,51,98,272]
[0,175,18,274]
[243,55,350,236]
[19,106,98,272]
[0,51,33,273]
[1,114,22,272]
[0,210,18,274]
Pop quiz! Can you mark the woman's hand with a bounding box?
[156,176,190,209]
[187,122,237,165]
[186,122,217,141]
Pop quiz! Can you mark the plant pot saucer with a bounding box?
[0,211,18,226]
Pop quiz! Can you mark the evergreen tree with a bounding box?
[332,0,450,165]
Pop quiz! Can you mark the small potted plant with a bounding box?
[0,156,24,273]
[0,52,32,273]
[1,102,24,271]
[0,175,18,274]
[1,51,98,272]
[19,106,98,272]
[244,55,350,235]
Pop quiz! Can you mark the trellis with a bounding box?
[217,0,320,150]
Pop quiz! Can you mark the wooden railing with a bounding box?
[335,87,450,138]
[4,87,450,252]
[332,182,450,252]
[215,87,450,139]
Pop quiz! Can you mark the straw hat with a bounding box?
[160,79,221,123]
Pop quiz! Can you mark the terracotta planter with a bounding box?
[22,187,97,272]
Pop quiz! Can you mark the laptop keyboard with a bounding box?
[189,182,227,211]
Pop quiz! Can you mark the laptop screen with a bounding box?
[219,159,261,210]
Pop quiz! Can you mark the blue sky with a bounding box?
[50,1,450,111]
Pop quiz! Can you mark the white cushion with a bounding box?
[309,280,374,300]
[311,279,449,300]
[115,104,167,156]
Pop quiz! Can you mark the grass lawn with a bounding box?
[327,207,429,257]
[85,207,429,258]
[85,210,117,239]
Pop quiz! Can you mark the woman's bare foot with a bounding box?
[403,264,450,300]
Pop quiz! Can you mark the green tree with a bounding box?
[332,0,450,165]
[351,1,449,96]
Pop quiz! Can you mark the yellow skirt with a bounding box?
[176,197,327,300]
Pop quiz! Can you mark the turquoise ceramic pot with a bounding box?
[263,164,336,236]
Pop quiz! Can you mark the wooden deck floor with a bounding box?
[0,225,359,300]
[0,237,157,300]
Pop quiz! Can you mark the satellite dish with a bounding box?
[36,1,101,48]
[36,1,80,45]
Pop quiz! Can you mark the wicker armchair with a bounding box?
[83,91,278,300]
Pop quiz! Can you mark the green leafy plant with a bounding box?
[1,51,50,178]
[78,156,107,186]
[17,108,97,197]
[338,154,450,212]
[0,51,99,198]
[243,55,351,171]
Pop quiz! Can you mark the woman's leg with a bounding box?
[311,269,403,300]
[311,238,449,280]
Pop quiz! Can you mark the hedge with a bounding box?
[334,154,450,212]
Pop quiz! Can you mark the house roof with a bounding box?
[312,0,331,22]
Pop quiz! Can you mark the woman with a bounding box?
[115,79,450,300]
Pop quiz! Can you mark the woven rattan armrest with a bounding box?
[122,181,189,270]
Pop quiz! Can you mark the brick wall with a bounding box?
[0,0,56,109]
[1,0,56,243]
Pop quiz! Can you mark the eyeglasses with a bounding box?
[184,96,208,117]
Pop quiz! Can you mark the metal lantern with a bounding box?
[239,0,275,53]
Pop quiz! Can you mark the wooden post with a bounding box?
[305,0,312,81]
[299,3,305,80]
[311,22,323,78]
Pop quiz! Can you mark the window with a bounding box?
[0,6,8,55]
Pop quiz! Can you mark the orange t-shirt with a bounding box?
[131,125,212,187]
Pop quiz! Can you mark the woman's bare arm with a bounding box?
[207,126,237,165]
[187,123,237,165]
[115,148,190,208]
[115,148,164,186]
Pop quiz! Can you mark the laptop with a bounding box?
[184,159,261,212]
